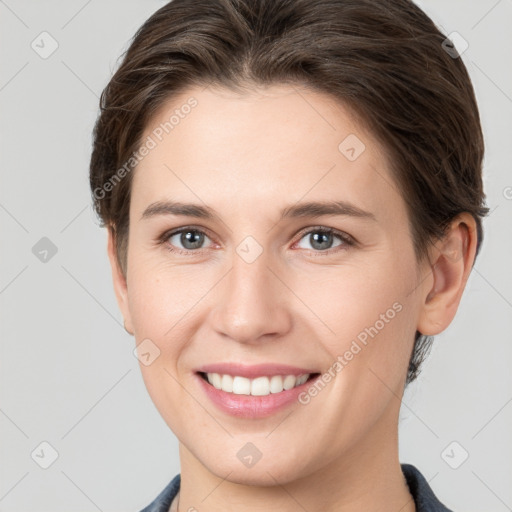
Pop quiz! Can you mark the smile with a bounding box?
[199,371,319,396]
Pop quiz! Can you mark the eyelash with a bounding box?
[156,225,356,256]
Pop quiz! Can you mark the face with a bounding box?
[108,84,447,485]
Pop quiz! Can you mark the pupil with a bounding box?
[311,232,332,250]
[182,230,203,249]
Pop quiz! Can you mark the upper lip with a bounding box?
[195,363,319,378]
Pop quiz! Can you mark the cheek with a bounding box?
[126,257,218,383]
[296,256,417,381]
[127,263,193,427]
[127,252,198,335]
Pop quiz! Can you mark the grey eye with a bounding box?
[168,229,211,250]
[296,230,345,251]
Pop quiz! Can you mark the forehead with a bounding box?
[131,84,403,223]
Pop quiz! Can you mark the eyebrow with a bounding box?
[140,200,377,222]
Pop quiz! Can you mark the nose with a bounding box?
[209,248,293,345]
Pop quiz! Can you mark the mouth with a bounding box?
[196,371,321,397]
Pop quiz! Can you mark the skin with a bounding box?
[107,84,477,512]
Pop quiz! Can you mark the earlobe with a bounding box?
[106,227,134,335]
[417,214,477,336]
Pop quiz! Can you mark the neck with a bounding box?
[175,402,415,512]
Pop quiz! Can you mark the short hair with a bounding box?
[89,0,490,386]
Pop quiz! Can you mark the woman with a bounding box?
[89,0,489,510]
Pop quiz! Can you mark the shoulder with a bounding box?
[401,463,454,512]
[139,473,181,512]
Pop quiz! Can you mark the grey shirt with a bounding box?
[139,463,453,512]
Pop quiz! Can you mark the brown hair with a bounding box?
[89,0,489,386]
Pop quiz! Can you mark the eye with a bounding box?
[294,226,354,253]
[159,227,214,254]
[157,225,355,256]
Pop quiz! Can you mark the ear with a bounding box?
[416,213,478,336]
[106,226,134,335]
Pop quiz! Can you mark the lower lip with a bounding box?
[195,372,319,419]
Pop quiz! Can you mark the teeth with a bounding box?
[221,374,233,392]
[205,373,310,396]
[296,374,309,386]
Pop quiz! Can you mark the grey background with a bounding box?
[0,1,511,511]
